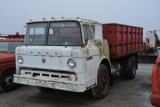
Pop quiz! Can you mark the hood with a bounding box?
[0,53,15,63]
[16,46,88,58]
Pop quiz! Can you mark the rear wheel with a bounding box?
[119,59,127,79]
[91,64,109,99]
[126,56,136,79]
[0,69,16,92]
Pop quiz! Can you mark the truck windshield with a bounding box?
[25,22,82,46]
[48,22,82,46]
[0,41,23,52]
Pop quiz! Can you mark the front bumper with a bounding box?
[14,74,86,92]
[150,94,160,106]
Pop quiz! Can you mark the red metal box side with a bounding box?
[127,26,132,51]
[131,27,136,50]
[103,23,143,58]
[103,24,122,54]
[140,28,143,48]
[136,28,140,49]
[103,24,116,54]
[121,25,128,53]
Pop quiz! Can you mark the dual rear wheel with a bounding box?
[119,56,137,79]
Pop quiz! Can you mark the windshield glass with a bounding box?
[25,23,47,45]
[0,41,23,52]
[48,22,81,46]
[25,21,82,46]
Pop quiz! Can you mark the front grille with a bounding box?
[20,67,77,82]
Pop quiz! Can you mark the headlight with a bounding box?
[17,56,23,64]
[67,59,76,68]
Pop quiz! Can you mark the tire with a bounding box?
[119,59,127,79]
[91,64,109,99]
[0,69,16,92]
[126,56,136,79]
[37,87,51,92]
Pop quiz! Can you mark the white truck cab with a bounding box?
[14,18,111,99]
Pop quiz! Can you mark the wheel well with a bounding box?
[1,68,15,76]
[121,53,138,69]
[100,59,111,73]
[100,59,112,82]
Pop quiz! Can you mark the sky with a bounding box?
[0,0,160,37]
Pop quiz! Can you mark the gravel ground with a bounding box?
[0,63,154,107]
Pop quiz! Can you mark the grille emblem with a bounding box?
[42,58,46,63]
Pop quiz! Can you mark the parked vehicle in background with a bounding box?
[14,18,154,99]
[138,30,160,63]
[151,55,160,106]
[0,34,24,92]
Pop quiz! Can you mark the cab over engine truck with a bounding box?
[14,18,143,99]
[141,30,160,54]
[138,30,160,63]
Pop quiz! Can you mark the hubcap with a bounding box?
[100,71,108,91]
[5,75,13,86]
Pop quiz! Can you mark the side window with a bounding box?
[83,25,95,44]
[83,25,88,44]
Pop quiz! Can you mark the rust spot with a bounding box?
[86,83,96,90]
[62,76,72,81]
[86,56,93,60]
[33,73,40,77]
[80,42,85,47]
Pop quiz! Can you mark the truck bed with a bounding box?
[103,23,143,59]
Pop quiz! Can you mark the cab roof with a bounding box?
[27,18,102,25]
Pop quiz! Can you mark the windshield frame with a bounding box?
[24,21,82,46]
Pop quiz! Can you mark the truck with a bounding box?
[14,18,144,99]
[0,34,24,92]
[138,30,160,63]
[150,55,160,106]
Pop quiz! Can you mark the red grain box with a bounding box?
[103,23,143,59]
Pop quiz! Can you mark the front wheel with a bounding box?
[0,69,16,92]
[91,64,109,99]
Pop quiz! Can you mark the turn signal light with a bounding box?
[42,18,46,21]
[80,43,85,47]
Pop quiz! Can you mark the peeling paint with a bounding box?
[14,18,111,93]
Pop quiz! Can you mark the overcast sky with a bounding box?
[0,0,160,37]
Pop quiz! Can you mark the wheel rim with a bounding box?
[100,71,109,92]
[4,75,13,86]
